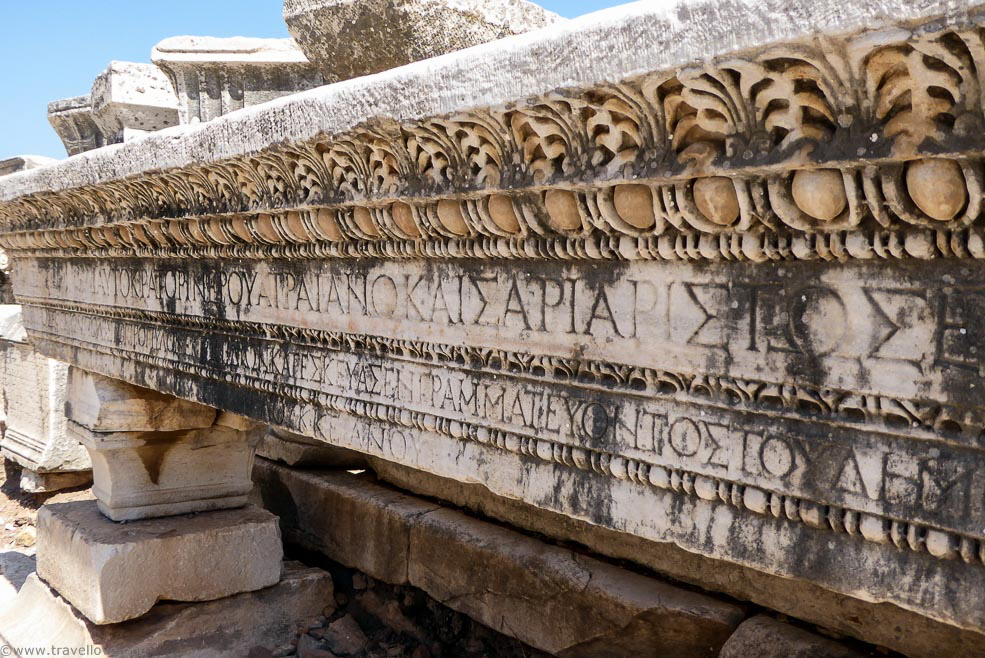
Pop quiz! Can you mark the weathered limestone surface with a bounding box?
[283,0,561,81]
[66,367,215,432]
[253,461,745,656]
[0,307,90,484]
[88,61,180,144]
[5,0,985,642]
[152,36,327,124]
[36,500,283,624]
[46,95,105,156]
[0,562,330,657]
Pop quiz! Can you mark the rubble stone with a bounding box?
[719,616,863,658]
[0,562,330,656]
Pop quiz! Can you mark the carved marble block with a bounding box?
[0,307,90,491]
[6,0,985,644]
[46,95,106,156]
[89,62,179,145]
[70,420,264,521]
[283,0,561,81]
[152,36,327,124]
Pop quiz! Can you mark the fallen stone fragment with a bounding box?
[0,562,331,657]
[88,61,179,144]
[37,500,283,624]
[323,614,370,656]
[46,95,105,155]
[719,615,863,658]
[283,0,561,81]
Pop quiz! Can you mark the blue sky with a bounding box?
[0,0,627,159]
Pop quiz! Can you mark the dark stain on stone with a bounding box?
[135,431,187,485]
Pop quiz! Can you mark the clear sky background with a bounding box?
[0,0,627,159]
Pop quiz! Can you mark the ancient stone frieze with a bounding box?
[6,11,985,261]
[13,256,985,604]
[3,0,985,637]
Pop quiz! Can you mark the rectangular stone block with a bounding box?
[88,61,179,145]
[0,156,57,177]
[36,500,283,624]
[69,419,261,521]
[0,306,90,480]
[254,458,438,584]
[0,562,328,656]
[408,508,744,657]
[253,461,745,656]
[66,367,216,432]
[19,469,91,493]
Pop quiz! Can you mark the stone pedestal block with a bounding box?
[66,367,216,432]
[0,562,329,656]
[152,36,327,124]
[36,500,283,624]
[258,426,368,468]
[69,420,262,521]
[283,0,561,82]
[0,307,91,491]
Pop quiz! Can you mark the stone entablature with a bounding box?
[151,37,327,124]
[6,5,985,262]
[3,0,985,639]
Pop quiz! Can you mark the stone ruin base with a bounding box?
[36,501,282,624]
[0,562,331,657]
[252,458,878,658]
